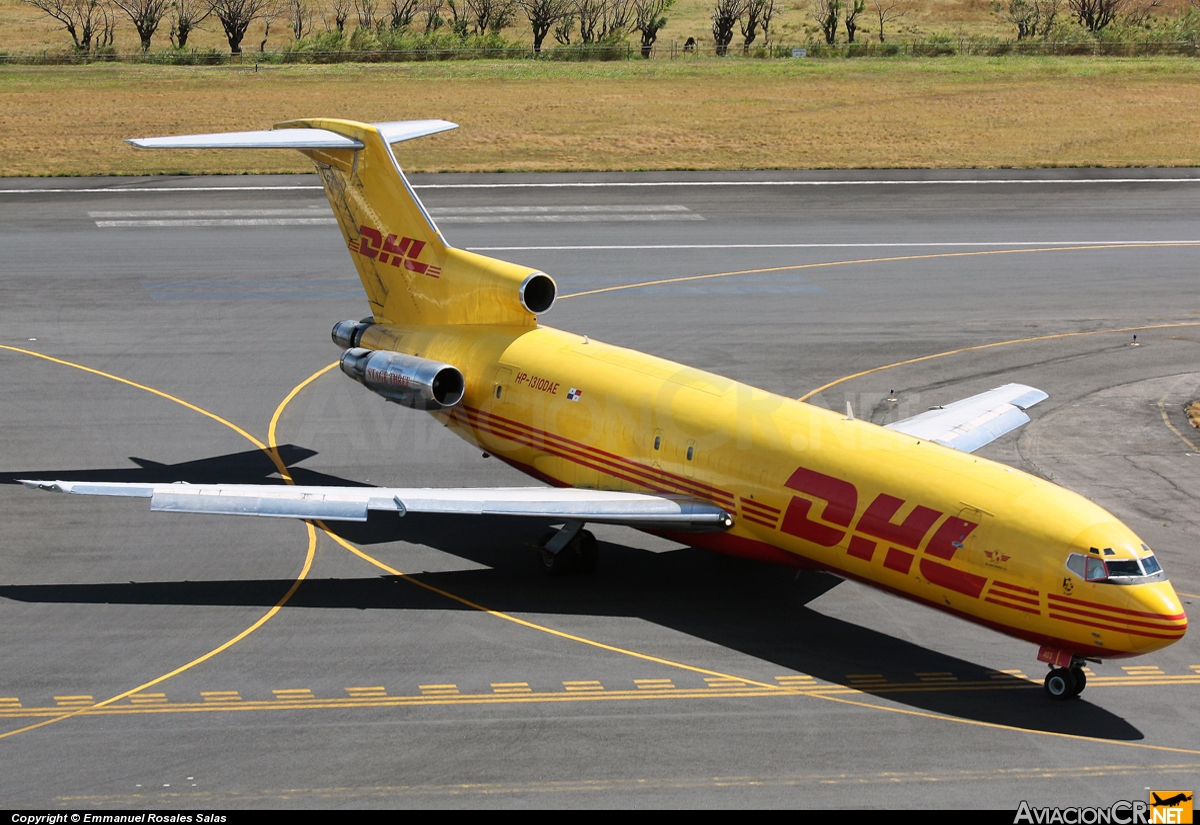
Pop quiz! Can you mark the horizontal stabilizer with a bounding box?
[20,481,733,531]
[884,383,1048,453]
[126,119,457,150]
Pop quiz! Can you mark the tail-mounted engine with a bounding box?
[339,347,465,410]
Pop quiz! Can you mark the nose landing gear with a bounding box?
[1039,646,1091,700]
[1044,665,1086,700]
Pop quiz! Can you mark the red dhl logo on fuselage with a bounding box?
[780,466,988,599]
[351,226,442,278]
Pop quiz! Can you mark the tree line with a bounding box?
[20,0,680,55]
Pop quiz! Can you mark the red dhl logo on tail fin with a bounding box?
[351,226,442,278]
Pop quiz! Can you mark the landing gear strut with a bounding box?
[1044,659,1088,700]
[538,521,599,576]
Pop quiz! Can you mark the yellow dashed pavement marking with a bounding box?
[54,696,93,707]
[419,684,460,696]
[273,689,316,700]
[129,693,168,705]
[346,687,388,699]
[5,668,1200,720]
[705,677,749,688]
[996,670,1030,680]
[635,679,676,690]
[776,675,818,687]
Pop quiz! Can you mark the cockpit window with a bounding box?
[1066,553,1086,578]
[1065,551,1166,583]
[1105,560,1142,578]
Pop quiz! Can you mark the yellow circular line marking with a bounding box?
[797,321,1200,402]
[1157,379,1200,453]
[266,361,339,481]
[316,523,788,685]
[0,347,321,741]
[557,243,1200,301]
[0,344,267,451]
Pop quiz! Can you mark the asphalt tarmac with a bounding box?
[1,167,1198,809]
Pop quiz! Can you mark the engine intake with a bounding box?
[340,348,465,410]
[331,319,374,350]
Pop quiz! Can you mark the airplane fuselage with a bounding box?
[357,320,1188,662]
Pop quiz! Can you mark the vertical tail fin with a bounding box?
[128,118,555,328]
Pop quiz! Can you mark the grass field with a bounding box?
[3,58,1200,175]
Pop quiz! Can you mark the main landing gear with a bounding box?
[537,520,599,576]
[1044,660,1088,700]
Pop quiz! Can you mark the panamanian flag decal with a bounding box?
[567,388,582,402]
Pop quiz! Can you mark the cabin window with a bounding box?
[654,436,661,451]
[686,445,694,461]
[494,385,502,399]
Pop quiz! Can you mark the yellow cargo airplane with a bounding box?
[23,119,1187,701]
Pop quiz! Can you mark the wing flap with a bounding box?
[884,383,1048,453]
[21,481,732,531]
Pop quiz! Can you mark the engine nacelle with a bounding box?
[331,318,374,350]
[339,348,465,410]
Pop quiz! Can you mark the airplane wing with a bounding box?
[883,383,1048,453]
[19,480,733,531]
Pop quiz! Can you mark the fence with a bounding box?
[2,39,1198,65]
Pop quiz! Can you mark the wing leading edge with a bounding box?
[884,383,1048,453]
[20,481,733,531]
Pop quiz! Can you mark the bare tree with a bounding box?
[465,0,516,33]
[112,0,169,49]
[387,0,419,27]
[287,0,314,37]
[757,0,777,46]
[1068,0,1121,30]
[518,0,570,50]
[573,0,631,42]
[207,0,272,52]
[259,0,281,47]
[417,0,442,30]
[995,0,1056,38]
[354,0,380,26]
[329,0,351,29]
[739,0,761,46]
[710,0,742,54]
[553,11,572,41]
[170,0,211,46]
[811,0,840,43]
[871,0,906,41]
[843,0,863,40]
[444,0,470,34]
[22,0,115,51]
[1123,0,1160,25]
[632,0,671,55]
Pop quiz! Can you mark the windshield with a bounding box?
[1065,551,1166,583]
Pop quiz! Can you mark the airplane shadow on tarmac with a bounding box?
[2,449,1145,742]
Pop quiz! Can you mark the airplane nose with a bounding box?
[1125,581,1188,653]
